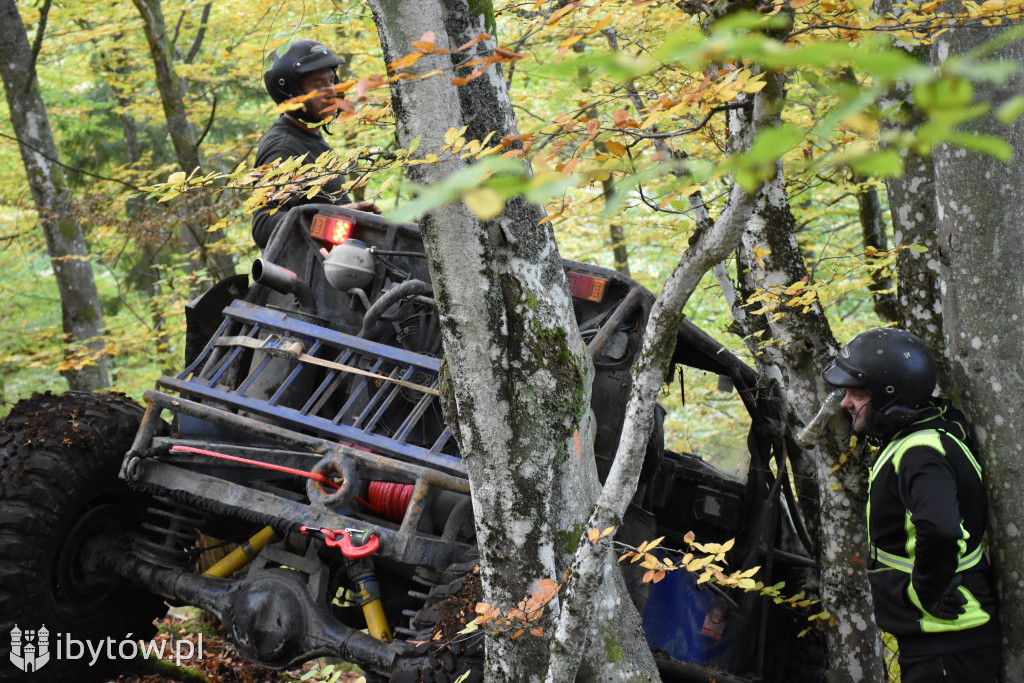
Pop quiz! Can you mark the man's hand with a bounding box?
[342,200,382,215]
[920,577,967,620]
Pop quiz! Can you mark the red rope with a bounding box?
[169,445,340,490]
[170,445,413,520]
[356,481,415,522]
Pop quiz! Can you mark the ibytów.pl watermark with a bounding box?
[9,625,203,673]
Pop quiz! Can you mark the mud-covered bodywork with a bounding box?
[0,205,821,683]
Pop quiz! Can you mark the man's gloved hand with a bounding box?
[342,200,382,215]
[920,577,967,620]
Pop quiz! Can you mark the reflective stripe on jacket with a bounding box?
[866,418,996,639]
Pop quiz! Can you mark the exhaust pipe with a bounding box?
[252,258,317,313]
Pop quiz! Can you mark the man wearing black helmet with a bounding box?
[822,328,1000,682]
[252,39,378,249]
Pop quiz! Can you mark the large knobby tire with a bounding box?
[0,392,166,682]
[389,561,485,683]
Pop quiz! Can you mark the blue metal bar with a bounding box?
[156,376,467,476]
[225,300,440,373]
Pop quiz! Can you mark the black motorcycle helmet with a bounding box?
[264,39,342,119]
[822,328,937,435]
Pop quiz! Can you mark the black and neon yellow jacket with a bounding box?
[866,400,999,657]
[252,116,349,249]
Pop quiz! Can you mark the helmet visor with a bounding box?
[296,52,342,75]
[822,359,865,389]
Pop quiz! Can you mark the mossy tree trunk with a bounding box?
[367,1,656,680]
[930,20,1024,681]
[870,0,950,389]
[132,0,234,283]
[0,0,109,391]
[728,70,884,682]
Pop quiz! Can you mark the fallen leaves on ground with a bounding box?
[112,610,364,683]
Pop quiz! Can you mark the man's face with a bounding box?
[841,388,872,433]
[299,68,338,122]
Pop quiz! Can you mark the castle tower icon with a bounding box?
[10,624,50,672]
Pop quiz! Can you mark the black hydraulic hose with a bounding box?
[359,279,433,339]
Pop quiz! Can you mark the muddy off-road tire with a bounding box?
[0,392,166,682]
[388,562,485,683]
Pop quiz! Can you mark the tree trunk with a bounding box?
[931,23,1024,681]
[728,72,884,682]
[872,0,950,388]
[367,1,655,680]
[736,171,884,682]
[852,174,898,323]
[0,0,108,391]
[132,0,234,283]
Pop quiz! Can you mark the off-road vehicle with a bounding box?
[0,206,822,682]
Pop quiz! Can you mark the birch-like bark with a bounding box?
[0,0,109,391]
[736,172,883,682]
[368,2,654,680]
[872,0,949,387]
[931,22,1024,681]
[545,180,759,683]
[729,71,883,682]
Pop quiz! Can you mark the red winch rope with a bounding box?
[170,445,414,520]
[169,445,340,490]
[356,481,415,522]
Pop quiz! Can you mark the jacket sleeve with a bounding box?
[252,208,282,250]
[898,447,963,610]
[251,129,312,249]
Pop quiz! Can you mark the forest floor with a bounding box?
[110,608,364,683]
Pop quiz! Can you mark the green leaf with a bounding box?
[967,22,1024,60]
[943,56,1019,84]
[913,77,975,113]
[944,131,1014,162]
[742,124,805,165]
[385,156,525,223]
[710,10,790,32]
[849,149,903,178]
[996,95,1024,125]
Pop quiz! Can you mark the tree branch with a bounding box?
[185,3,212,64]
[544,179,760,683]
[0,131,142,191]
[28,0,52,81]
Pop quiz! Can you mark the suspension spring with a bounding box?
[134,496,206,569]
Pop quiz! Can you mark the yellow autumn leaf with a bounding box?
[605,140,628,157]
[463,187,505,220]
[644,536,665,552]
[743,79,767,93]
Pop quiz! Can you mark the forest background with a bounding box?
[2,0,1024,681]
[0,0,940,474]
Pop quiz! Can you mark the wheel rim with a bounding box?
[52,501,129,619]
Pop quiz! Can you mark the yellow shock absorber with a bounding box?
[203,526,277,578]
[349,561,393,642]
[360,592,393,642]
[346,557,389,643]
